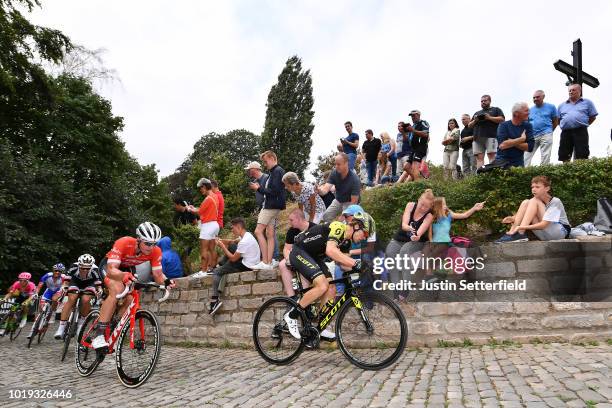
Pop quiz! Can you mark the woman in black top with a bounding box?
[385,189,435,301]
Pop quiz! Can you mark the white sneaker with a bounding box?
[0,328,5,336]
[49,313,56,324]
[19,317,27,328]
[283,311,301,339]
[92,334,109,349]
[271,259,280,268]
[54,324,66,340]
[320,328,336,340]
[190,271,209,279]
[252,261,273,270]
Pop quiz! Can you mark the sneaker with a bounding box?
[320,328,336,341]
[494,232,529,244]
[0,328,4,337]
[49,314,56,324]
[54,324,66,340]
[252,261,273,270]
[208,299,223,316]
[283,311,301,339]
[271,259,280,268]
[19,317,27,328]
[91,334,109,350]
[190,270,210,279]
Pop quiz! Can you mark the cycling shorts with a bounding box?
[42,288,61,302]
[289,246,331,283]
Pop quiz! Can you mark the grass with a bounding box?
[586,400,597,408]
[607,339,612,346]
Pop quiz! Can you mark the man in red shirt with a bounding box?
[91,222,175,349]
[211,180,225,269]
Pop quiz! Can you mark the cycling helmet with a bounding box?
[18,272,31,280]
[350,212,372,236]
[136,221,162,243]
[52,263,66,272]
[77,254,95,267]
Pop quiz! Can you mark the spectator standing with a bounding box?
[211,180,225,229]
[380,132,398,178]
[339,121,360,171]
[318,153,361,222]
[173,198,198,226]
[396,121,412,174]
[249,151,285,270]
[524,90,559,166]
[361,129,381,186]
[496,102,535,168]
[442,118,461,179]
[157,236,183,279]
[406,109,430,181]
[282,172,326,223]
[469,95,505,168]
[557,83,598,162]
[187,178,219,277]
[245,161,280,262]
[208,218,261,315]
[460,114,476,176]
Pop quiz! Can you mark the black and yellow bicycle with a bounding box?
[252,266,407,370]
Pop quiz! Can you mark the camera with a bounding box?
[477,113,486,121]
[401,122,411,132]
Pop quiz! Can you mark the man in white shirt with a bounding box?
[208,217,261,315]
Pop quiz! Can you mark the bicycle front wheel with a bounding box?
[61,304,79,362]
[115,309,162,388]
[75,310,102,377]
[9,313,22,342]
[252,297,305,365]
[336,291,407,370]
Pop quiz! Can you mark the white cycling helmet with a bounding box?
[136,221,162,243]
[78,253,95,267]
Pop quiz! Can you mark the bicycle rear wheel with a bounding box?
[115,309,162,388]
[76,310,102,377]
[336,291,407,370]
[28,308,45,348]
[252,297,305,365]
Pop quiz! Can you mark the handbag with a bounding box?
[593,197,612,233]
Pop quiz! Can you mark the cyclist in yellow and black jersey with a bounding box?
[285,212,373,340]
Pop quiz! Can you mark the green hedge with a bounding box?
[361,158,612,242]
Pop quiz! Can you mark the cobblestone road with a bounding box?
[0,325,611,407]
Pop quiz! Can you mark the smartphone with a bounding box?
[183,201,189,207]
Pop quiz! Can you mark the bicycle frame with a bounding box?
[80,289,143,353]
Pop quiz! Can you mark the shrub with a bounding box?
[361,158,612,242]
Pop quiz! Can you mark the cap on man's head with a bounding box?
[244,161,262,170]
[409,109,421,116]
[342,204,365,216]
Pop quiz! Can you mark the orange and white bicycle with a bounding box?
[75,277,170,387]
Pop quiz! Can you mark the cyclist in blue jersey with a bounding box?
[26,264,67,339]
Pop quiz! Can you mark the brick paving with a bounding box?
[0,325,610,407]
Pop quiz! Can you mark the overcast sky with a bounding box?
[31,0,611,179]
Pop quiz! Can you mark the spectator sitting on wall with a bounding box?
[279,209,315,301]
[157,236,184,279]
[495,176,571,244]
[208,217,261,316]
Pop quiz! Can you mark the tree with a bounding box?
[166,129,261,201]
[311,150,337,182]
[261,56,314,179]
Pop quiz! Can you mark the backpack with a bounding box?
[476,158,510,174]
[593,197,612,233]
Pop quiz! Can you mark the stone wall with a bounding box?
[142,237,612,347]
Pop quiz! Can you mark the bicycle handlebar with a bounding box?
[116,275,171,303]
